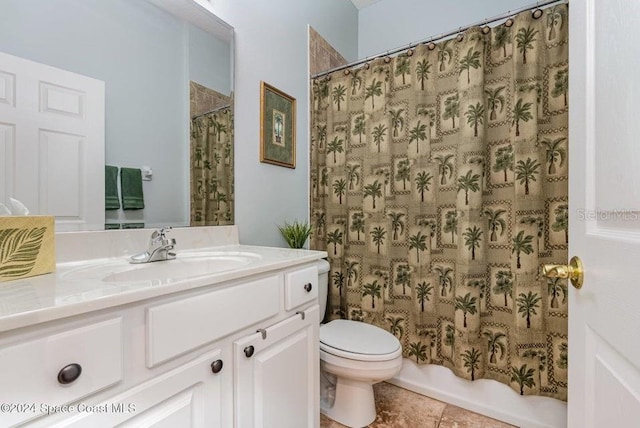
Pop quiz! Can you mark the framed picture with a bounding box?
[260,81,296,168]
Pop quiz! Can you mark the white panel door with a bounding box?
[234,306,319,428]
[569,1,640,427]
[0,51,105,231]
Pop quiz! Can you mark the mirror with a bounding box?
[0,0,234,230]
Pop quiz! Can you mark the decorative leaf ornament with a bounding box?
[0,227,46,278]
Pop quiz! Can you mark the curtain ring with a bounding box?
[532,1,543,19]
[505,16,515,27]
[482,20,491,34]
[427,41,436,50]
[343,69,351,76]
[532,1,544,19]
[384,53,391,63]
[406,44,414,56]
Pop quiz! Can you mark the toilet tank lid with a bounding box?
[316,259,330,274]
[320,319,400,355]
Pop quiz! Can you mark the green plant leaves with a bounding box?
[0,227,47,278]
[278,221,312,249]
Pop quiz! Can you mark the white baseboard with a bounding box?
[389,359,567,428]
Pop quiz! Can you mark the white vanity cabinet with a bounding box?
[0,260,321,428]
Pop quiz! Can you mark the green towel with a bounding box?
[105,165,120,210]
[120,167,145,210]
[122,222,145,229]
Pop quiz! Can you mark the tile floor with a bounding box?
[320,382,517,428]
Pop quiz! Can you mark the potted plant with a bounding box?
[278,220,312,249]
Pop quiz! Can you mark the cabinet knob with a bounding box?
[244,345,255,358]
[304,282,313,292]
[57,363,82,385]
[210,359,224,374]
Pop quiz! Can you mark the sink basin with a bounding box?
[61,251,262,283]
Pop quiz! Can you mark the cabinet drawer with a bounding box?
[0,318,123,427]
[284,265,318,311]
[50,349,223,428]
[147,274,280,366]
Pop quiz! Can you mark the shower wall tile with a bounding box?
[190,81,232,118]
[309,27,347,76]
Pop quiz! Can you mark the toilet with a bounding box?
[316,260,403,428]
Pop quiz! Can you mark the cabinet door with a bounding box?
[234,306,319,428]
[49,349,225,428]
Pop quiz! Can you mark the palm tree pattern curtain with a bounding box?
[310,4,568,400]
[190,107,234,225]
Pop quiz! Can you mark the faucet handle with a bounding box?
[152,227,172,240]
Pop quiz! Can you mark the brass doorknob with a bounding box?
[542,256,584,289]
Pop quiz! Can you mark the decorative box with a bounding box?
[0,216,55,282]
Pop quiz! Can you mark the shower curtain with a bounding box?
[310,4,568,400]
[190,107,234,226]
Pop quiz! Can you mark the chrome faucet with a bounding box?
[129,228,176,264]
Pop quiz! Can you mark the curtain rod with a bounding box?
[312,0,567,79]
[191,104,232,120]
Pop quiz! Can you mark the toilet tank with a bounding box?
[316,259,330,321]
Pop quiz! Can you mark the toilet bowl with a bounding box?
[316,260,403,428]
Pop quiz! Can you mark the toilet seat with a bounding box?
[320,319,401,362]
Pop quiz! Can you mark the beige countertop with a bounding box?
[0,226,326,333]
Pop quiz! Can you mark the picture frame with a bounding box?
[260,81,296,168]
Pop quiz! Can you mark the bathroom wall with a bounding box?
[358,1,567,426]
[205,0,359,246]
[358,0,532,58]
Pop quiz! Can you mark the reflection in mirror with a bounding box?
[190,101,234,226]
[0,0,234,231]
